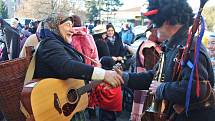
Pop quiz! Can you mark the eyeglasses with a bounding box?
[62,21,73,27]
[60,17,73,25]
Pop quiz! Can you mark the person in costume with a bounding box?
[115,0,215,121]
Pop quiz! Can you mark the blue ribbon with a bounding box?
[185,16,205,115]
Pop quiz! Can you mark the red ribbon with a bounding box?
[144,9,159,16]
[195,29,200,97]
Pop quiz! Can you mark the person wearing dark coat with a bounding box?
[29,21,40,34]
[93,24,110,59]
[0,39,9,61]
[0,18,21,59]
[93,24,123,121]
[4,20,21,59]
[32,13,123,121]
[105,24,125,62]
[114,0,215,121]
[0,19,7,56]
[95,37,110,59]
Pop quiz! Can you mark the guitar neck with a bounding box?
[77,80,103,95]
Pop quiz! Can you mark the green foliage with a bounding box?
[0,0,8,19]
[86,0,123,21]
[102,0,123,12]
[203,6,215,31]
[86,0,99,21]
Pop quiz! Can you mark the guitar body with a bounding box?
[30,78,88,121]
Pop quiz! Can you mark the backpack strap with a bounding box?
[20,42,40,120]
[24,42,40,85]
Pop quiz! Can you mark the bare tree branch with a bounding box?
[15,0,86,21]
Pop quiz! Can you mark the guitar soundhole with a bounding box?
[61,89,79,116]
[67,89,78,103]
[62,103,76,116]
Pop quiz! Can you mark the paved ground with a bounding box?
[90,109,131,121]
[117,111,131,121]
[0,111,131,121]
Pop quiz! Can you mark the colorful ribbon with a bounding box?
[144,9,159,16]
[185,16,205,115]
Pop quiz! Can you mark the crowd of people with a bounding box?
[0,0,215,121]
[0,17,40,61]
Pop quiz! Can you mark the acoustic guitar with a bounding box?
[23,78,102,121]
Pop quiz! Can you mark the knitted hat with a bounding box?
[45,12,73,32]
[39,12,73,38]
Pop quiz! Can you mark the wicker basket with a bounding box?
[0,47,32,121]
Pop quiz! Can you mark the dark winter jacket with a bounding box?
[106,33,125,57]
[126,26,215,121]
[0,40,9,61]
[33,32,94,81]
[4,27,20,59]
[156,26,214,104]
[93,34,110,59]
[156,26,215,121]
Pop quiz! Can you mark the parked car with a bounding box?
[20,18,35,26]
[4,18,35,26]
